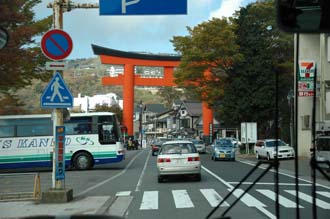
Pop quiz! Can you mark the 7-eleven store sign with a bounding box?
[299,61,315,81]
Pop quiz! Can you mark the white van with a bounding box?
[315,136,330,172]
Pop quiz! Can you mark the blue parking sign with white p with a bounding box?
[100,0,187,15]
[40,72,73,108]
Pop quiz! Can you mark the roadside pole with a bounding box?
[52,0,64,190]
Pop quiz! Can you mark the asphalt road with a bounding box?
[1,148,330,219]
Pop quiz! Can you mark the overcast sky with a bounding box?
[34,0,256,59]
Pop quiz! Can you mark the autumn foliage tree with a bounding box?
[0,0,52,114]
[171,18,242,107]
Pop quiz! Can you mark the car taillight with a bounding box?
[158,158,171,163]
[188,157,200,162]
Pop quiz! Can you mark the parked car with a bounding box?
[157,140,201,182]
[254,139,295,160]
[191,139,206,153]
[211,138,236,161]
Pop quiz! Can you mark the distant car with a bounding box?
[254,139,295,160]
[211,138,236,161]
[157,140,201,182]
[191,139,206,153]
[151,138,170,156]
[229,137,242,147]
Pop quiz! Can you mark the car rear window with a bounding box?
[160,143,197,154]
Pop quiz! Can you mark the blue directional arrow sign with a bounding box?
[40,72,73,108]
[99,0,187,15]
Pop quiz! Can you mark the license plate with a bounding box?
[220,154,225,158]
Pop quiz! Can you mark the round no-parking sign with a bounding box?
[41,29,73,61]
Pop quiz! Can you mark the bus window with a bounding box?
[0,126,15,137]
[17,124,52,137]
[98,116,118,144]
[65,117,93,135]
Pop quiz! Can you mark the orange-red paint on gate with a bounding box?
[92,45,214,138]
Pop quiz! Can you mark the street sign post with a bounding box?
[55,126,66,180]
[100,0,187,15]
[298,61,316,97]
[40,71,73,108]
[41,29,73,61]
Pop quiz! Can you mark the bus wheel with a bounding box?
[73,152,93,170]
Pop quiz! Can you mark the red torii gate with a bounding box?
[92,44,213,141]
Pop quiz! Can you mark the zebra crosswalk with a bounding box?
[115,188,330,211]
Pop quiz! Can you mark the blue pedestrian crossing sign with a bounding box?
[40,72,73,108]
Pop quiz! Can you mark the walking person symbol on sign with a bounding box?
[41,72,73,108]
[51,77,64,102]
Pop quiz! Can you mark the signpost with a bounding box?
[55,126,66,180]
[40,71,73,108]
[298,61,315,97]
[41,29,73,61]
[241,122,257,154]
[99,0,187,15]
[46,61,68,70]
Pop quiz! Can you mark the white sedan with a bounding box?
[157,140,201,182]
[254,139,295,160]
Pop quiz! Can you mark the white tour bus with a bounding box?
[0,112,125,170]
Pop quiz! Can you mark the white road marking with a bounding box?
[228,182,312,186]
[316,191,330,199]
[238,159,330,190]
[202,165,276,219]
[285,190,330,209]
[76,150,144,197]
[172,190,194,208]
[202,166,233,188]
[140,191,158,210]
[135,149,151,192]
[256,189,303,208]
[200,189,229,207]
[230,189,276,219]
[116,191,131,197]
[230,188,266,207]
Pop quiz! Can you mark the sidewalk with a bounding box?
[0,196,112,219]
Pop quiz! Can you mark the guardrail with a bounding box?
[0,172,41,201]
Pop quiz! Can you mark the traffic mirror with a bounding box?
[277,0,330,33]
[0,26,9,49]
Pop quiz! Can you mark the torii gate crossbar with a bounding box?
[92,44,213,141]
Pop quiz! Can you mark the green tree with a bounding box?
[171,18,242,107]
[95,104,123,124]
[157,87,183,108]
[222,0,293,139]
[0,0,52,107]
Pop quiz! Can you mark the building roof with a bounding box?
[145,104,169,114]
[182,101,202,116]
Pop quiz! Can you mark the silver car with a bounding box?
[157,140,201,182]
[192,139,206,153]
